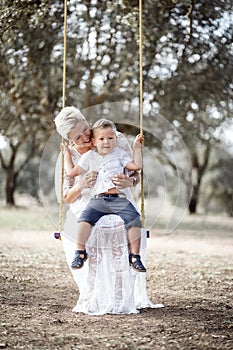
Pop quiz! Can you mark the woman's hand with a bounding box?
[64,170,98,204]
[112,173,139,189]
[60,141,70,154]
[79,171,98,189]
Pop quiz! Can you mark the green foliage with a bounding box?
[0,0,64,204]
[0,0,232,214]
[201,147,233,216]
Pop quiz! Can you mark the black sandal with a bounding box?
[129,253,146,272]
[71,249,88,269]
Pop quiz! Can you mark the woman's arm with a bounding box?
[113,132,141,188]
[64,181,82,204]
[112,171,140,189]
[64,171,98,204]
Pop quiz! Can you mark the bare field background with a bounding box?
[0,205,232,350]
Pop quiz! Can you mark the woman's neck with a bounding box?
[74,144,93,155]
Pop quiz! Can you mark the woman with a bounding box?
[54,106,163,315]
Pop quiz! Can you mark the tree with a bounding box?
[0,0,64,205]
[203,147,233,217]
[0,0,232,214]
[0,0,144,204]
[140,0,233,213]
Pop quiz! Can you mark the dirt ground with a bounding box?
[0,216,232,350]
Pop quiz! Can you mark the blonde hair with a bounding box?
[92,118,116,137]
[54,106,86,139]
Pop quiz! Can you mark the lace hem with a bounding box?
[61,212,163,315]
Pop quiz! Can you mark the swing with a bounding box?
[54,0,67,240]
[54,0,148,239]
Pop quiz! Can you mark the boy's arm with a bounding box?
[125,161,141,171]
[125,134,144,170]
[63,143,86,177]
[66,164,85,177]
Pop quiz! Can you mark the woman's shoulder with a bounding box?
[116,131,125,140]
[78,149,95,164]
[69,147,81,164]
[116,131,132,155]
[81,149,93,157]
[70,147,93,164]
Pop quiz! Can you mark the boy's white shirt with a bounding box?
[62,132,136,216]
[78,147,132,195]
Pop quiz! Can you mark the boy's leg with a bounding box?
[76,221,92,251]
[110,198,142,229]
[127,226,141,255]
[108,198,146,272]
[71,221,91,269]
[77,198,108,250]
[128,227,146,272]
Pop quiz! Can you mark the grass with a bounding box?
[0,205,54,231]
[0,204,232,236]
[145,213,233,237]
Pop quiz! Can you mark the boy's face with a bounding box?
[93,127,117,156]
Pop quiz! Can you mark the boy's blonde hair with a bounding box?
[92,119,117,137]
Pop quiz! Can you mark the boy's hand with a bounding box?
[133,133,144,147]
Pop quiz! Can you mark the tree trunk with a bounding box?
[5,170,17,206]
[189,147,211,215]
[226,196,233,217]
[189,183,199,214]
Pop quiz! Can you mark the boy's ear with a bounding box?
[92,137,96,146]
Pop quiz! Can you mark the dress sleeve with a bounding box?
[121,152,133,168]
[77,150,91,172]
[63,147,80,196]
[63,149,91,195]
[116,132,135,175]
[116,132,133,157]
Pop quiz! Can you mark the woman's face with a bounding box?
[68,120,92,152]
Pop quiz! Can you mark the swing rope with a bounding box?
[58,0,68,235]
[139,0,145,227]
[57,0,145,233]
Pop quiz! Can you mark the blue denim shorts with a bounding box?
[78,196,142,229]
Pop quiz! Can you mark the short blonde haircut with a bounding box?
[92,119,117,137]
[54,106,86,139]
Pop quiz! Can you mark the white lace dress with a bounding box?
[61,133,163,315]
